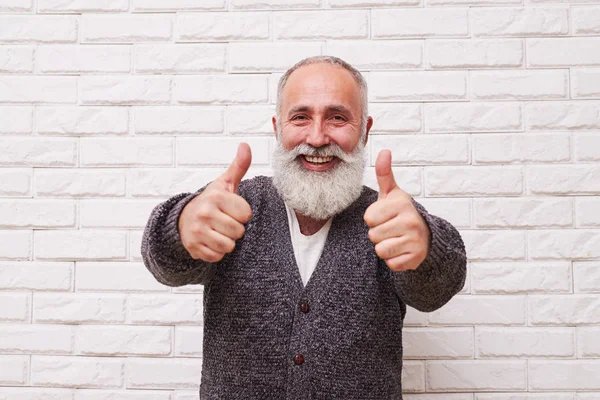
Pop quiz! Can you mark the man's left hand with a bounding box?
[364,149,430,272]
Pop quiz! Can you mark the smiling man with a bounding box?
[142,56,467,399]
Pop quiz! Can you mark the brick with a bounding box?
[0,261,72,291]
[528,38,600,66]
[37,107,129,136]
[427,360,526,391]
[428,0,520,4]
[578,327,600,357]
[461,230,526,261]
[416,199,471,228]
[369,104,422,134]
[371,135,469,165]
[573,6,600,34]
[38,45,130,74]
[82,15,172,43]
[176,12,269,41]
[274,10,368,39]
[574,262,600,293]
[0,107,32,134]
[477,327,574,358]
[130,231,143,261]
[474,133,570,164]
[472,8,569,37]
[0,292,30,322]
[428,295,526,325]
[326,40,422,70]
[35,230,128,261]
[38,0,129,12]
[227,105,275,135]
[405,395,473,400]
[35,169,126,198]
[81,76,171,106]
[231,0,319,7]
[426,166,523,196]
[0,324,74,354]
[331,0,416,5]
[575,133,600,161]
[529,360,600,390]
[403,328,473,359]
[370,71,467,101]
[529,230,600,260]
[471,69,568,100]
[133,0,225,11]
[528,165,600,195]
[81,138,173,167]
[128,169,222,197]
[365,167,422,196]
[80,200,159,228]
[525,101,600,130]
[127,358,202,389]
[477,395,574,400]
[33,293,127,324]
[427,39,523,69]
[76,262,168,292]
[31,356,124,388]
[0,76,77,104]
[174,75,268,104]
[530,295,600,325]
[135,44,226,74]
[0,388,75,399]
[134,106,223,135]
[76,325,171,356]
[230,42,322,73]
[372,8,468,38]
[128,294,203,325]
[0,230,31,260]
[0,0,32,11]
[0,168,31,197]
[472,262,571,294]
[76,390,170,400]
[571,68,600,99]
[0,200,75,229]
[0,355,28,385]
[577,198,600,227]
[402,361,425,392]
[0,137,77,167]
[0,15,77,43]
[174,326,203,357]
[0,46,34,73]
[177,137,270,166]
[425,103,522,133]
[474,198,572,228]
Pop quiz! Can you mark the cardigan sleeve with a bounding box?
[389,199,467,312]
[141,188,218,287]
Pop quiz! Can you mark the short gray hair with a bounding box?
[275,56,369,139]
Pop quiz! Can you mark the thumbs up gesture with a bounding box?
[364,150,430,272]
[179,143,253,262]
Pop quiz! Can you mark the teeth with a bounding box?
[305,155,334,164]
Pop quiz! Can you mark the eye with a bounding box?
[292,115,308,121]
[331,115,346,122]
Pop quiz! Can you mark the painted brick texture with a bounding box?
[0,0,598,397]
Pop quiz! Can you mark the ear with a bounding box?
[272,116,279,139]
[364,116,374,145]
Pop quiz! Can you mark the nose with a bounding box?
[305,118,329,148]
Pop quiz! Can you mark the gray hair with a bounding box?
[275,56,369,140]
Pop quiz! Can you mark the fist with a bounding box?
[364,150,430,272]
[179,143,253,263]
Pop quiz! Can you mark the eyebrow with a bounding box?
[287,104,353,118]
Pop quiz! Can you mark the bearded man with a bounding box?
[141,56,467,399]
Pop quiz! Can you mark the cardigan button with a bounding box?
[293,354,305,365]
[299,301,310,314]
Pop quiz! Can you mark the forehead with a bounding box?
[281,63,362,112]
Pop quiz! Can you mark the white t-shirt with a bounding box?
[284,203,332,287]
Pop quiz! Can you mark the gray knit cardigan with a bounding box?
[141,176,467,400]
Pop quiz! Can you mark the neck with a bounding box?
[295,211,329,236]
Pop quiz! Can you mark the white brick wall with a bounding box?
[0,0,598,397]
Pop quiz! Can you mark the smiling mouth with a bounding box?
[303,155,335,164]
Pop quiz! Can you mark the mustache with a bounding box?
[283,143,362,163]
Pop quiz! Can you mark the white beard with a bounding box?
[272,140,366,220]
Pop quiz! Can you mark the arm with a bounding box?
[389,200,466,312]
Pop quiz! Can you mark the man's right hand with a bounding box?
[179,143,253,262]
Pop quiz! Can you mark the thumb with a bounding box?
[375,149,397,199]
[221,142,252,193]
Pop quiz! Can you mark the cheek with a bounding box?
[330,128,361,153]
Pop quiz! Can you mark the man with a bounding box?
[141,56,466,399]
